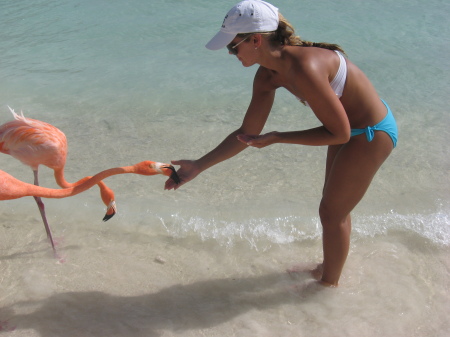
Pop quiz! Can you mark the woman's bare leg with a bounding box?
[318,132,393,286]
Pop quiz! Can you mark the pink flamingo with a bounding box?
[0,160,180,241]
[0,107,117,250]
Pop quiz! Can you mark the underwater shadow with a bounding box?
[1,271,321,336]
[0,245,80,261]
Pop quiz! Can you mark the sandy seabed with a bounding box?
[1,206,449,337]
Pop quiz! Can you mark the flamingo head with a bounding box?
[135,161,180,184]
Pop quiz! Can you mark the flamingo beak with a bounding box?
[164,165,181,184]
[102,200,117,222]
[102,213,114,222]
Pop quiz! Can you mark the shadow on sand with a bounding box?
[1,271,321,336]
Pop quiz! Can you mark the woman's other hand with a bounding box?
[237,131,279,148]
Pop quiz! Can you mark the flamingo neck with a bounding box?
[53,167,71,188]
[32,166,133,199]
[68,166,134,197]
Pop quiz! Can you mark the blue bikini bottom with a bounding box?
[351,99,398,147]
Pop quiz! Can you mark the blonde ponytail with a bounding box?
[269,14,346,55]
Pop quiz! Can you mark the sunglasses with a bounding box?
[226,34,253,55]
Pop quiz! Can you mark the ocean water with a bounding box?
[0,0,449,336]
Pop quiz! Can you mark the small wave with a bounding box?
[160,214,322,250]
[353,208,450,246]
[160,205,450,249]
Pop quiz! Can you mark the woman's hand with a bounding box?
[237,131,279,148]
[164,160,201,190]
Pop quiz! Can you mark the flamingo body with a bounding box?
[0,112,67,171]
[0,107,117,250]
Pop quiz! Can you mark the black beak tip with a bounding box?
[103,212,115,222]
[165,165,180,184]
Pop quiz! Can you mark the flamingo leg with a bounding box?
[33,170,56,251]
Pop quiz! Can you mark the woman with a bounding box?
[164,0,398,287]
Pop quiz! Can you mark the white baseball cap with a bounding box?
[205,0,279,50]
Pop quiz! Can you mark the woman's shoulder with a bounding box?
[255,65,273,80]
[288,46,335,68]
[285,47,341,83]
[254,66,279,91]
